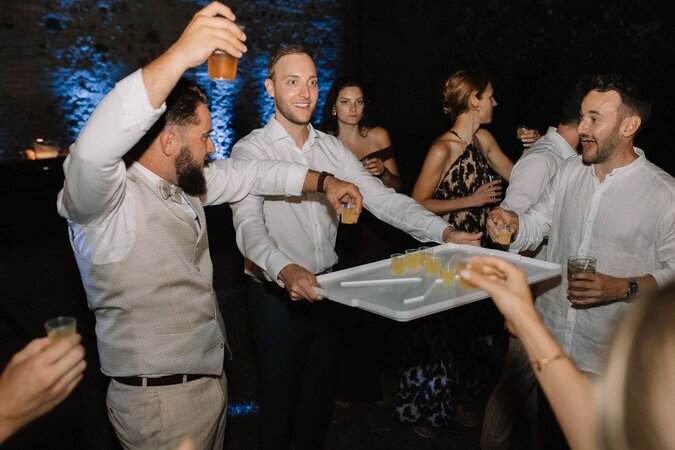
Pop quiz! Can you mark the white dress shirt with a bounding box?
[228,118,449,283]
[510,149,675,373]
[56,69,309,265]
[501,126,578,260]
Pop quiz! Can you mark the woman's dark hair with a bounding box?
[320,76,374,136]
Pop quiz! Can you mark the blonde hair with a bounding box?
[441,69,491,120]
[599,282,675,449]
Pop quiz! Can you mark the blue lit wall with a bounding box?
[0,0,345,159]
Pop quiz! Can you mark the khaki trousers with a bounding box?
[106,371,227,450]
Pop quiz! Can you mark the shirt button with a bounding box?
[219,342,224,349]
[195,266,200,272]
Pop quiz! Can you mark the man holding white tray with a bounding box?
[227,44,481,450]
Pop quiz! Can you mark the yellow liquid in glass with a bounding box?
[341,207,356,224]
[391,257,406,275]
[498,230,512,245]
[405,252,420,271]
[426,257,441,276]
[441,266,456,284]
[48,326,75,343]
[456,261,483,289]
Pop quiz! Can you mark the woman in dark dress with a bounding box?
[394,69,536,437]
[320,77,403,407]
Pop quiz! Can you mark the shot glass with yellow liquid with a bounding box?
[340,202,357,224]
[455,253,484,289]
[391,253,406,276]
[418,246,432,269]
[441,260,456,284]
[426,255,442,276]
[497,224,513,246]
[44,316,77,343]
[405,249,420,272]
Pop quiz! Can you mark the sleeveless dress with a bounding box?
[434,135,492,243]
[393,134,506,428]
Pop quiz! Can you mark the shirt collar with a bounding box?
[546,126,577,159]
[132,161,167,186]
[592,147,645,180]
[264,116,321,149]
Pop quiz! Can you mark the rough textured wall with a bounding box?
[0,0,346,158]
[353,0,675,184]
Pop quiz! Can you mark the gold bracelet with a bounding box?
[531,353,565,372]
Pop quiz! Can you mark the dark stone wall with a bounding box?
[347,0,675,190]
[0,0,346,159]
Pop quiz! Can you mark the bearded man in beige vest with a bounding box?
[56,3,362,449]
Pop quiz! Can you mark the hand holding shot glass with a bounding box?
[516,124,540,150]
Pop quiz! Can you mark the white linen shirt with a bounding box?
[510,149,675,373]
[228,118,449,283]
[502,126,577,214]
[56,69,309,265]
[501,126,578,260]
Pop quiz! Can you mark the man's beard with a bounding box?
[175,146,208,196]
[581,131,620,165]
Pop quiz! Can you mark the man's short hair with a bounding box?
[559,84,586,127]
[165,77,208,127]
[267,44,312,80]
[584,74,652,126]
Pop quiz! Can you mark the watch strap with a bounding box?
[317,171,333,193]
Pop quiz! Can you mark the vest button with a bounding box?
[195,265,200,272]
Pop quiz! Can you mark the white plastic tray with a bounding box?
[316,243,561,322]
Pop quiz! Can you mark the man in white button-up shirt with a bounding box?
[56,5,363,450]
[481,87,583,450]
[488,74,675,449]
[228,45,481,449]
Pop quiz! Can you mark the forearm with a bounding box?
[417,196,474,215]
[379,168,402,191]
[514,314,596,450]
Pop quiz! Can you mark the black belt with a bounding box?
[112,374,207,387]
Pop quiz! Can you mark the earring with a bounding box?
[332,108,336,116]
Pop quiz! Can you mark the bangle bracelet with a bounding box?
[531,353,565,372]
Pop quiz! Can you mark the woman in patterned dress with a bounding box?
[394,69,537,437]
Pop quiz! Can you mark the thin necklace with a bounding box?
[450,129,473,146]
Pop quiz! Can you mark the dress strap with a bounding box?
[449,129,474,147]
